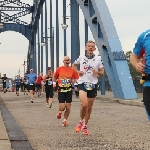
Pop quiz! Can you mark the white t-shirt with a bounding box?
[74,55,104,84]
[74,81,78,85]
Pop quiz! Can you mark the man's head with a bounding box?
[24,73,27,76]
[63,56,71,66]
[3,74,6,77]
[30,69,33,73]
[85,40,96,55]
[47,67,51,70]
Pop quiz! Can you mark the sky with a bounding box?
[0,0,150,78]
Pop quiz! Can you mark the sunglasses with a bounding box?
[64,59,69,61]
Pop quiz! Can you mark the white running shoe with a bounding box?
[46,102,49,108]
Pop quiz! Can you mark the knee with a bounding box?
[87,107,92,113]
[66,107,70,111]
[66,104,71,111]
[82,104,88,109]
[60,107,65,111]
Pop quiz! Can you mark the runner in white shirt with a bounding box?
[72,40,104,135]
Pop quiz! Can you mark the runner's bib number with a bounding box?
[84,82,95,90]
[48,81,52,85]
[30,83,33,85]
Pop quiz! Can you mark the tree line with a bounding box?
[125,51,141,77]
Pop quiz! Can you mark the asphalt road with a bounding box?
[0,92,149,150]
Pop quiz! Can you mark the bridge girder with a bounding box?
[76,0,137,99]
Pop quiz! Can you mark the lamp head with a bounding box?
[61,24,68,30]
[41,42,46,46]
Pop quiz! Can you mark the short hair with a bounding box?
[86,40,95,45]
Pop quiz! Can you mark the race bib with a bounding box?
[4,80,6,82]
[61,79,70,87]
[84,82,95,90]
[30,83,33,85]
[48,81,52,85]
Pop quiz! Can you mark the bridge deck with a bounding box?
[0,91,148,150]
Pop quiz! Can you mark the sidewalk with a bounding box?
[0,110,12,150]
[96,91,143,107]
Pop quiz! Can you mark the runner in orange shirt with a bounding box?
[53,56,79,127]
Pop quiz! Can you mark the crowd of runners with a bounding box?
[0,40,105,135]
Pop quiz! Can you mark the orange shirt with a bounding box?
[54,66,78,92]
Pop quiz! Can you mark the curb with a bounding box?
[96,96,144,107]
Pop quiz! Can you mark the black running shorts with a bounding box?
[58,91,72,103]
[45,85,53,98]
[28,84,35,91]
[143,86,150,116]
[78,83,97,98]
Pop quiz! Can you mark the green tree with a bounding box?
[125,51,141,77]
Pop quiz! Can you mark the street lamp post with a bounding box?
[61,0,80,64]
[0,11,4,29]
[41,27,54,71]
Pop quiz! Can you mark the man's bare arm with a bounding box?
[72,63,79,73]
[130,53,145,73]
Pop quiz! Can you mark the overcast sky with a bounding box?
[0,0,150,78]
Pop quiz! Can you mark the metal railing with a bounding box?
[99,76,143,93]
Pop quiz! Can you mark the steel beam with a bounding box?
[56,0,59,68]
[45,0,48,71]
[40,4,44,73]
[63,0,67,56]
[70,0,79,64]
[76,0,137,99]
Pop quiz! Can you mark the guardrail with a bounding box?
[99,76,143,93]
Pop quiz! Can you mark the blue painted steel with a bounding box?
[63,0,67,56]
[85,19,88,48]
[45,0,48,71]
[0,0,32,26]
[37,20,40,74]
[0,23,31,40]
[40,4,44,73]
[30,45,34,70]
[76,0,137,99]
[100,76,105,95]
[56,0,59,68]
[70,0,79,64]
[50,0,54,71]
[34,30,37,73]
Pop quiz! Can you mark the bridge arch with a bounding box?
[0,23,31,41]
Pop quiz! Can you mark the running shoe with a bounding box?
[82,126,89,135]
[56,111,62,119]
[62,121,68,127]
[46,102,49,108]
[31,99,33,103]
[75,121,83,132]
[49,103,52,108]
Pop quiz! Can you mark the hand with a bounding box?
[135,62,145,73]
[92,69,99,75]
[77,71,84,76]
[53,83,56,88]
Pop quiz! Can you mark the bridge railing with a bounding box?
[98,76,143,93]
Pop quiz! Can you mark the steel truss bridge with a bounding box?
[0,0,137,99]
